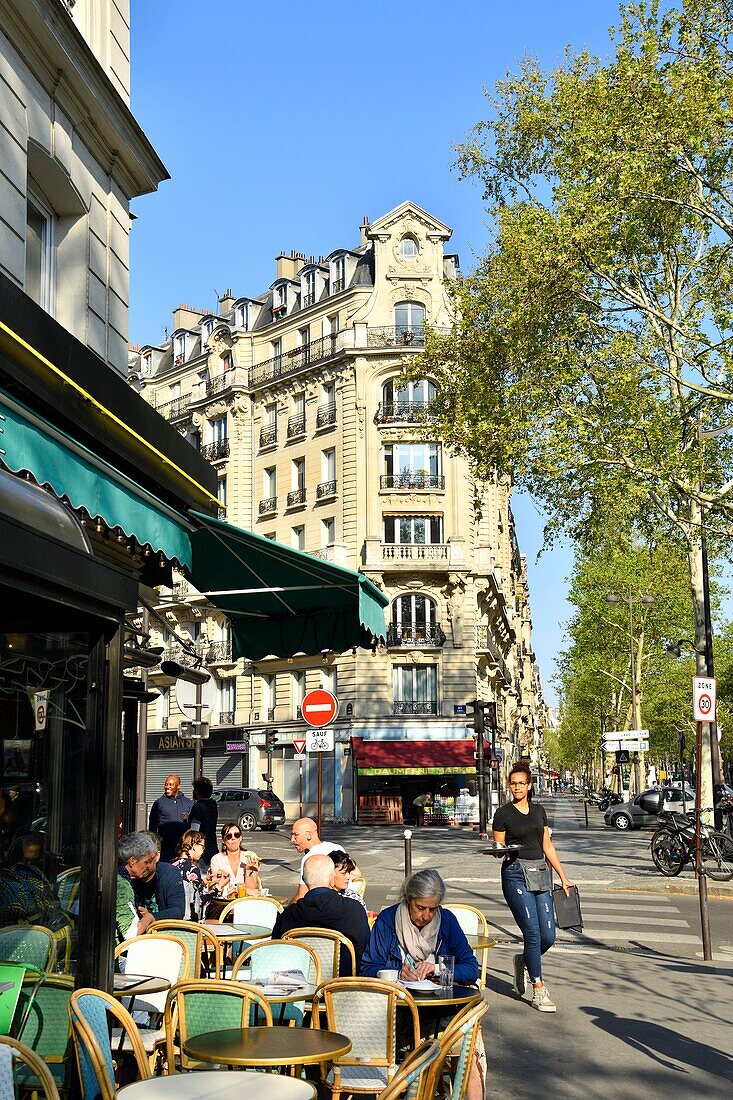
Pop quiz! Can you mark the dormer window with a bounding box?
[332,255,346,293]
[400,235,419,259]
[173,332,187,364]
[201,317,216,345]
[142,351,152,376]
[233,300,249,329]
[303,270,317,308]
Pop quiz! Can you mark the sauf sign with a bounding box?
[299,688,339,832]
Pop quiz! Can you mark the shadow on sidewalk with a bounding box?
[579,1006,733,1081]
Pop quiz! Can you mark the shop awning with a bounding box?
[0,388,192,565]
[187,511,388,660]
[351,737,489,776]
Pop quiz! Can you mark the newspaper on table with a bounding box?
[252,968,308,995]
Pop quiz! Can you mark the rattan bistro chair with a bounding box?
[0,925,57,972]
[311,978,420,1100]
[232,940,322,1025]
[164,979,273,1073]
[423,999,488,1100]
[281,927,357,979]
[0,1035,61,1100]
[217,896,283,929]
[15,974,74,1094]
[69,989,150,1100]
[149,920,222,979]
[376,1039,441,1100]
[443,904,495,987]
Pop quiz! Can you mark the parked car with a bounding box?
[212,787,285,831]
[604,786,696,830]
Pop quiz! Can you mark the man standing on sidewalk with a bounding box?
[288,817,345,903]
[149,774,192,862]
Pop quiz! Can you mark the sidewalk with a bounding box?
[484,942,733,1098]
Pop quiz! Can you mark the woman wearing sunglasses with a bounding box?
[208,822,263,897]
[492,760,573,1013]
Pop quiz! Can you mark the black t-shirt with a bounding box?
[189,798,219,862]
[492,801,548,860]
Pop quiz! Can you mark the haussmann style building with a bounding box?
[129,202,550,825]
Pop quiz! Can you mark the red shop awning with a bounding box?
[351,737,490,776]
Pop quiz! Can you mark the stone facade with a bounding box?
[130,202,549,819]
[0,0,166,376]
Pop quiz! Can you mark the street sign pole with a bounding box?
[317,752,323,838]
[695,718,713,961]
[299,758,303,820]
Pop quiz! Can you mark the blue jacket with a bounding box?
[134,860,185,921]
[360,904,479,983]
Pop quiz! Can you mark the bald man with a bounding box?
[272,854,369,974]
[148,774,192,862]
[288,817,345,903]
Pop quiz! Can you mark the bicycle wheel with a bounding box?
[650,829,685,877]
[701,831,733,881]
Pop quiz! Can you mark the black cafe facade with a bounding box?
[0,273,219,989]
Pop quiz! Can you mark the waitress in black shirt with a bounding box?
[492,761,573,1012]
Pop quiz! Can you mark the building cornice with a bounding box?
[0,0,169,199]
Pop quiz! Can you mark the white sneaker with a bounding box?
[531,985,556,1012]
[512,954,527,997]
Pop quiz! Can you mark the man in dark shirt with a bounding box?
[272,854,369,974]
[188,777,218,871]
[133,833,185,920]
[148,774,192,862]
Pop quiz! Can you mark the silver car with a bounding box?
[604,786,695,830]
[213,787,285,832]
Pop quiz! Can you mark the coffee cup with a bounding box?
[377,969,399,982]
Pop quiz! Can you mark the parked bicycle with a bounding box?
[650,807,733,880]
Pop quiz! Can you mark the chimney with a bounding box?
[172,303,204,330]
[359,215,370,244]
[275,252,302,281]
[219,288,236,312]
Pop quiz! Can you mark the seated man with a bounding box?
[116,831,159,940]
[132,832,185,922]
[272,854,369,974]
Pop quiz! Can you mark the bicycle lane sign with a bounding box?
[693,676,716,722]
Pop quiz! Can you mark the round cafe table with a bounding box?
[203,923,272,941]
[402,982,481,1039]
[465,934,497,951]
[182,1026,352,1070]
[118,1070,316,1100]
[111,973,171,999]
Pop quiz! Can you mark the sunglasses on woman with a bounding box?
[224,831,241,839]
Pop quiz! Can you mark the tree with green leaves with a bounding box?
[418,0,733,811]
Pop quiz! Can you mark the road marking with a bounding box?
[582,915,690,927]
[576,931,701,944]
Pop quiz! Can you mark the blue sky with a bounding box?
[129,0,627,704]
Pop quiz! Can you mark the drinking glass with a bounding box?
[438,954,455,991]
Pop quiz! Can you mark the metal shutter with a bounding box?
[202,749,245,789]
[146,752,195,812]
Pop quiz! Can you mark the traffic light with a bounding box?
[265,729,280,753]
[485,702,498,729]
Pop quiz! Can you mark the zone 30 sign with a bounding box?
[693,676,716,722]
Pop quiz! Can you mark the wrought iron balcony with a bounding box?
[393,700,439,715]
[302,293,316,307]
[316,402,337,428]
[287,414,306,438]
[381,543,449,563]
[367,325,451,349]
[155,395,191,421]
[201,438,230,462]
[316,480,337,499]
[219,710,235,725]
[387,623,446,648]
[249,333,338,387]
[380,474,445,490]
[259,496,277,514]
[331,278,345,293]
[191,368,248,401]
[260,425,277,447]
[162,639,234,665]
[287,487,307,507]
[374,400,436,425]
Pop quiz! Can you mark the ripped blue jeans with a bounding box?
[501,858,556,983]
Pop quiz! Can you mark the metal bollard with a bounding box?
[584,800,589,829]
[403,829,412,878]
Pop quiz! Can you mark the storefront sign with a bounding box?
[226,741,248,752]
[453,705,467,715]
[155,734,197,750]
[359,765,474,776]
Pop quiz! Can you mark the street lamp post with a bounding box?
[607,588,654,796]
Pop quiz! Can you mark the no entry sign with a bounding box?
[301,689,339,728]
[693,676,716,722]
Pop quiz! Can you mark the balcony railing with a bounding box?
[316,480,337,499]
[191,367,248,401]
[393,700,439,715]
[367,325,451,349]
[302,293,316,307]
[249,333,338,387]
[380,474,445,490]
[260,425,277,447]
[316,402,337,428]
[387,623,446,648]
[287,487,307,507]
[201,438,230,462]
[287,414,306,438]
[331,278,345,293]
[476,628,512,686]
[374,400,436,425]
[259,496,277,514]
[162,640,234,665]
[219,710,235,725]
[381,543,449,562]
[155,395,191,421]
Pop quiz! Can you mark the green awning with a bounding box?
[187,510,388,660]
[0,388,192,566]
